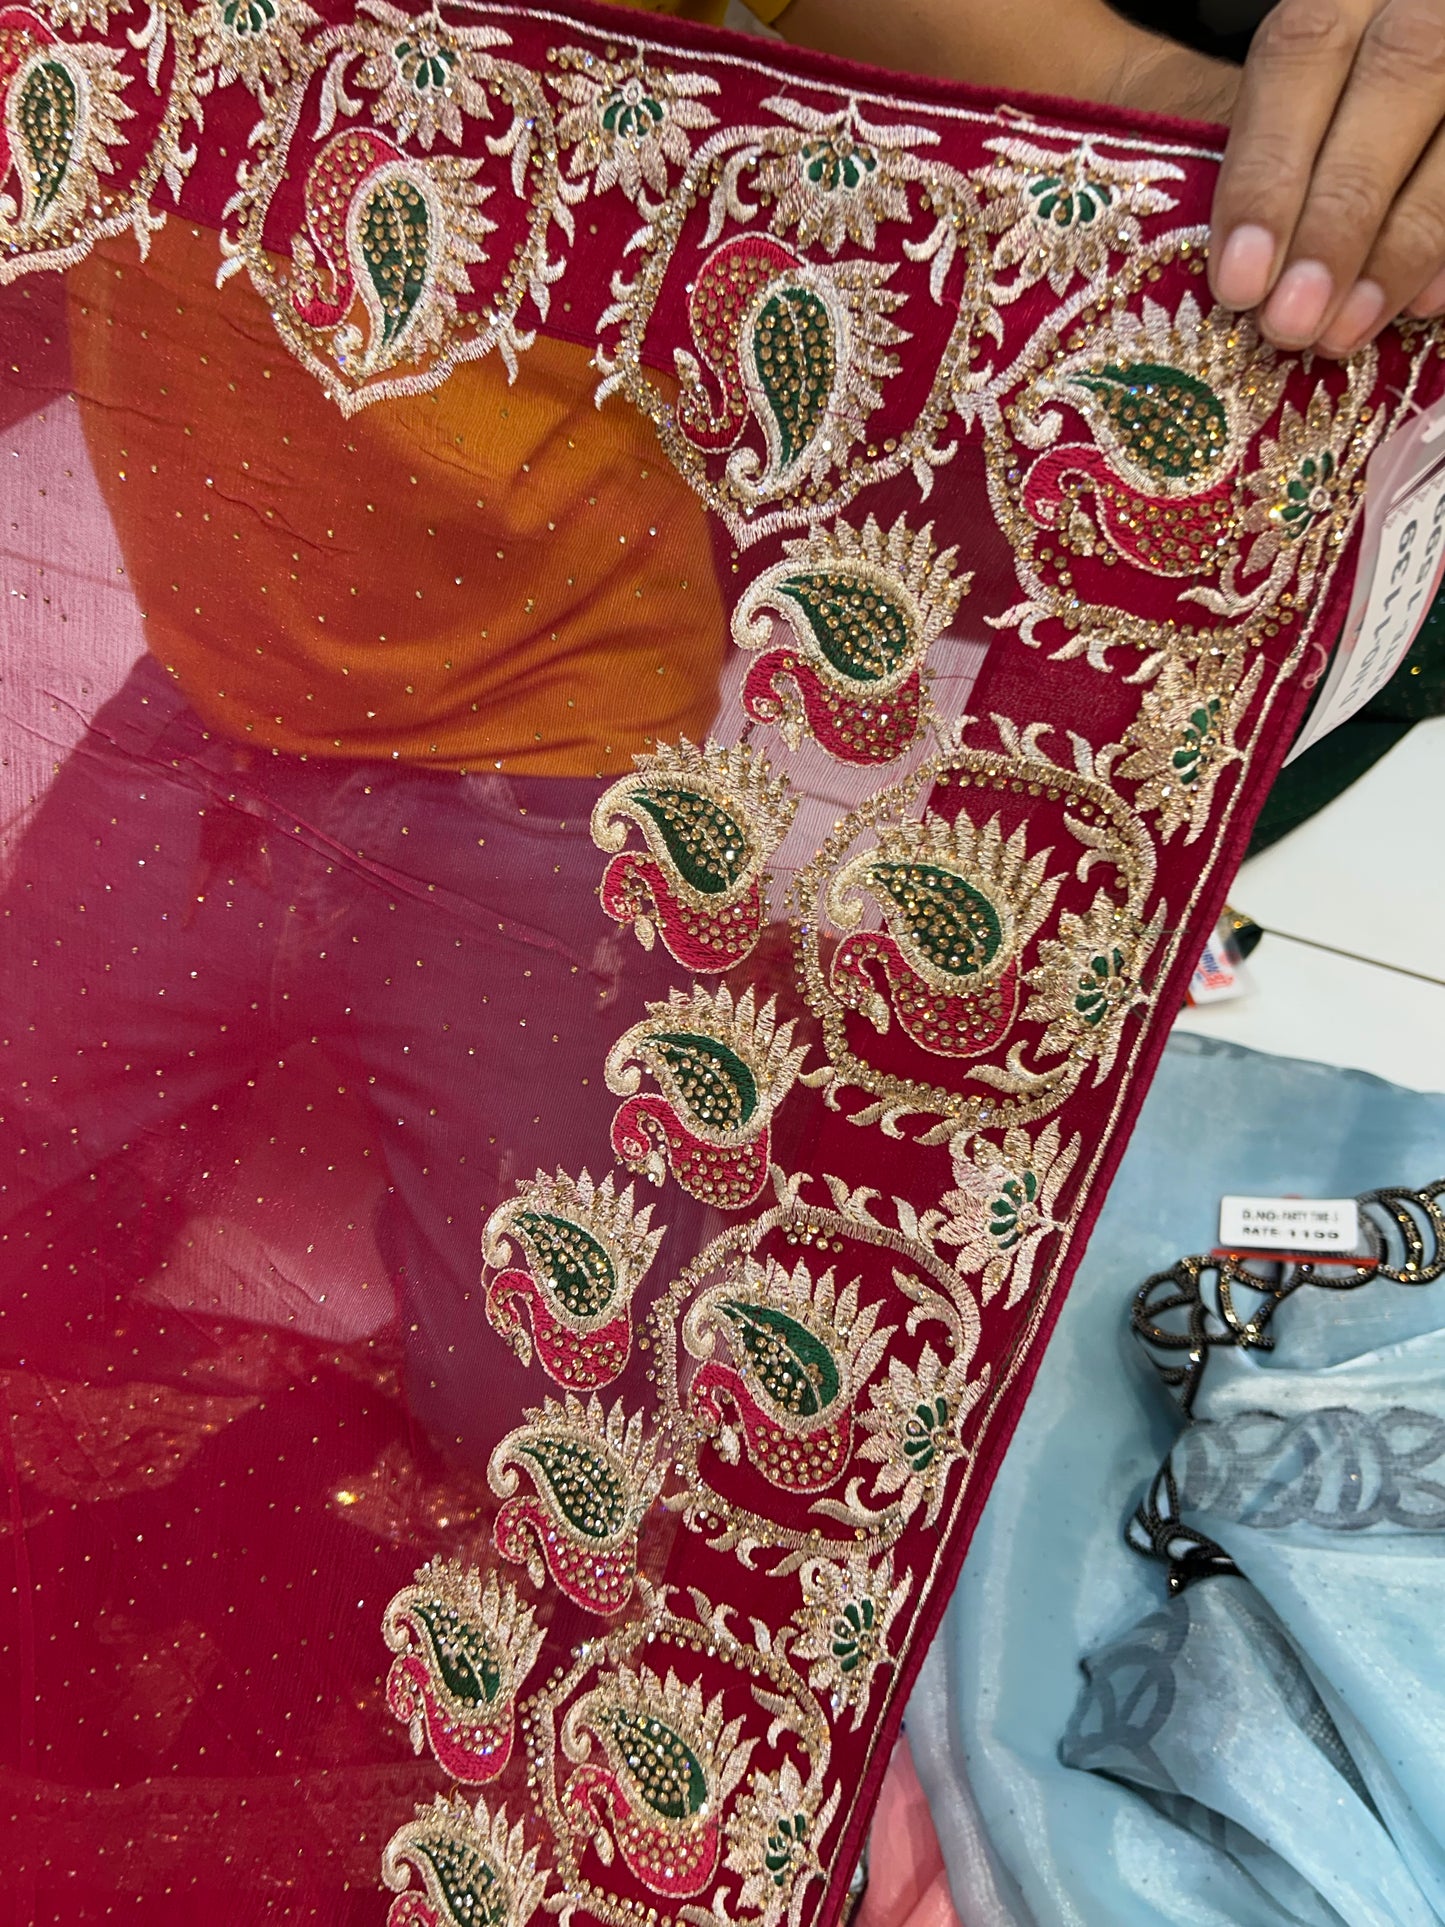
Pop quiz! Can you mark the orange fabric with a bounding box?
[855,1740,964,1927]
[69,223,728,776]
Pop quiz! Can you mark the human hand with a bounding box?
[1209,0,1445,355]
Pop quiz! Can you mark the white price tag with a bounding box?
[1187,923,1253,1005]
[1218,1195,1360,1253]
[1288,402,1445,764]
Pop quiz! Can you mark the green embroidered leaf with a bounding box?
[603,90,663,138]
[869,862,1003,979]
[652,1031,758,1131]
[518,1437,626,1540]
[1071,361,1227,485]
[604,1711,708,1821]
[515,1210,616,1320]
[1029,174,1112,227]
[781,570,911,685]
[718,1299,840,1418]
[223,0,278,35]
[751,281,835,472]
[17,59,78,218]
[413,1838,508,1927]
[633,787,751,895]
[412,1600,503,1707]
[358,171,430,349]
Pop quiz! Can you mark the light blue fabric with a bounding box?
[905,1033,1445,1927]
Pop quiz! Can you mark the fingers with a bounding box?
[1284,0,1445,349]
[1320,119,1445,348]
[1210,0,1378,316]
[1211,0,1445,354]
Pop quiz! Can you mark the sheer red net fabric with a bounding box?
[0,2,1435,1921]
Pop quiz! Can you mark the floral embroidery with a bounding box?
[352,0,506,148]
[192,0,317,101]
[1240,370,1372,583]
[972,135,1182,299]
[681,1257,895,1494]
[489,1394,662,1617]
[749,96,918,254]
[484,1168,664,1390]
[938,1120,1080,1306]
[825,810,1060,1061]
[856,1342,981,1528]
[561,1665,753,1898]
[1117,648,1265,841]
[731,514,969,764]
[382,1795,547,1927]
[790,1549,907,1724]
[383,1558,543,1784]
[606,983,807,1209]
[552,43,718,200]
[591,738,796,972]
[1026,892,1154,1081]
[724,1758,834,1927]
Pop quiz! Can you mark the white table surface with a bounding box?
[1174,716,1445,1091]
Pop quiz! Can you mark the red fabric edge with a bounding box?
[494,0,1232,147]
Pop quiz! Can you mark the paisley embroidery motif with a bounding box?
[1020,294,1287,579]
[528,1593,838,1927]
[286,129,494,381]
[972,135,1182,300]
[484,1168,664,1391]
[794,723,1161,1136]
[0,9,130,252]
[552,43,719,201]
[667,231,905,514]
[731,514,968,764]
[681,1257,895,1495]
[591,739,796,973]
[606,983,807,1210]
[657,1191,984,1566]
[488,1393,662,1617]
[382,1795,547,1927]
[219,3,581,411]
[383,1558,543,1784]
[561,1665,753,1899]
[826,811,1060,1061]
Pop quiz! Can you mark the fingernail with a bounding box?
[1409,265,1445,317]
[1260,259,1334,347]
[1213,224,1276,308]
[1318,278,1386,357]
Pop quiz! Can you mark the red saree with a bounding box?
[0,2,1437,1921]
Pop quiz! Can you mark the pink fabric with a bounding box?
[856,1741,963,1927]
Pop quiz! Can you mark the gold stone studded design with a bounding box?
[793,718,1161,1140]
[970,134,1183,301]
[216,2,583,411]
[529,1590,838,1927]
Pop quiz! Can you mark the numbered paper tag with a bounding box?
[1186,918,1254,1005]
[1288,401,1445,764]
[1218,1195,1360,1252]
